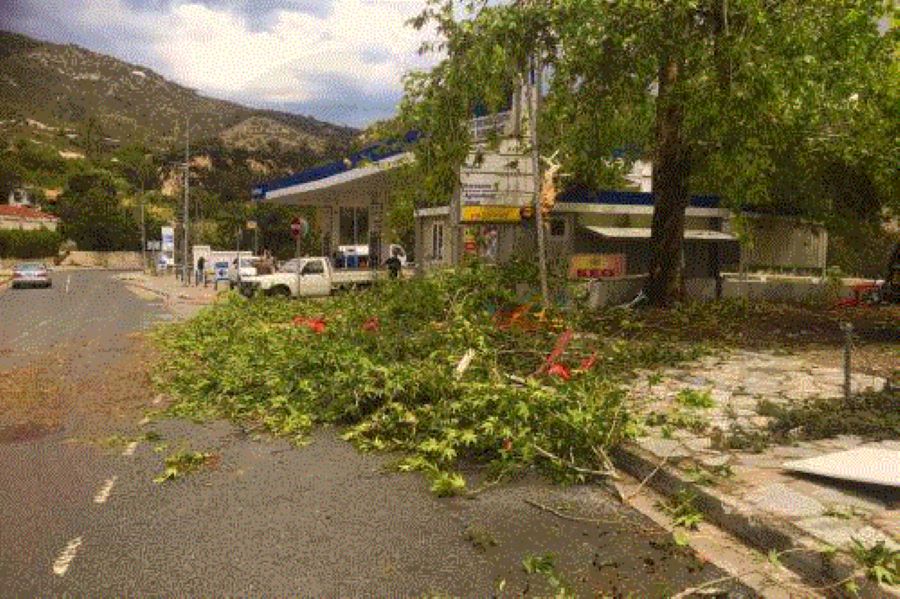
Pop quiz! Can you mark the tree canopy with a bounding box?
[56,170,140,251]
[398,0,897,303]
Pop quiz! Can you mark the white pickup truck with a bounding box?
[237,256,388,298]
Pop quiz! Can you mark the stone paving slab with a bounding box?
[745,483,826,518]
[626,348,898,574]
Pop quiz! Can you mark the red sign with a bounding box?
[568,254,627,279]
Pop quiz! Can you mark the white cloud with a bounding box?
[4,0,440,126]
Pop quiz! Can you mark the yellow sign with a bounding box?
[461,205,521,223]
[568,254,626,279]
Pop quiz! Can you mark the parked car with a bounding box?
[239,256,390,298]
[10,262,52,289]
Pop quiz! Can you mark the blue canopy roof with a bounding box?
[252,130,420,199]
[252,131,723,211]
[558,188,722,209]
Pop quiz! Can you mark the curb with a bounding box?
[612,443,894,598]
[121,278,218,305]
[120,278,172,301]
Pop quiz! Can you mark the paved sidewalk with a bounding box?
[117,272,221,318]
[616,349,899,595]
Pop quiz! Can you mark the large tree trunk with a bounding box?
[645,55,692,307]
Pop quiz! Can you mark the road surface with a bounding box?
[0,271,753,596]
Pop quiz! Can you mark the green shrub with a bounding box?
[0,228,62,259]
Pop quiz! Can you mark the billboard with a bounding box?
[568,254,626,279]
[161,226,175,253]
[459,139,534,223]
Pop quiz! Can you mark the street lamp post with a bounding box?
[182,116,191,287]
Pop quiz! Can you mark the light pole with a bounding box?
[182,115,191,286]
[140,177,146,271]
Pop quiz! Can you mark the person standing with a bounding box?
[196,255,206,286]
[385,250,402,279]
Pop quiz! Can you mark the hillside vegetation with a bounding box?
[0,30,358,255]
[0,30,355,152]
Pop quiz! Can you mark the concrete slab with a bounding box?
[745,483,825,518]
[796,518,899,551]
[784,447,900,489]
[636,437,690,459]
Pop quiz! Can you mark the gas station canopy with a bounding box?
[251,132,419,207]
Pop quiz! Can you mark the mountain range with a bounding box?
[0,30,357,159]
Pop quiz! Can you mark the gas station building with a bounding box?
[252,132,419,266]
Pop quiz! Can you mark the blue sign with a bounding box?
[214,261,230,281]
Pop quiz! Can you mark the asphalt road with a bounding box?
[0,271,753,597]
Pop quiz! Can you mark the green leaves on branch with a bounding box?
[153,267,652,494]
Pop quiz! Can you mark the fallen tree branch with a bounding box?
[670,577,736,599]
[624,453,671,501]
[524,498,618,524]
[533,444,619,479]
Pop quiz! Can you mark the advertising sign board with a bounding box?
[568,254,627,279]
[161,226,175,253]
[459,138,534,223]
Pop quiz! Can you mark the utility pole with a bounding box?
[140,177,146,272]
[183,115,190,286]
[529,50,550,309]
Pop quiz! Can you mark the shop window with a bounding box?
[339,207,368,245]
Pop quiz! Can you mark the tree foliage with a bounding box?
[0,228,62,258]
[398,0,897,301]
[56,169,140,251]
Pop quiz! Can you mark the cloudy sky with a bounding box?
[1,0,441,127]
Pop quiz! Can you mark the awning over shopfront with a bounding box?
[582,226,737,242]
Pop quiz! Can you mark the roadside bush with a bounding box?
[154,266,679,493]
[764,388,900,441]
[0,228,62,259]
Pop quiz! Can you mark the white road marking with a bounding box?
[93,476,117,504]
[123,441,139,456]
[52,536,83,576]
[65,275,71,294]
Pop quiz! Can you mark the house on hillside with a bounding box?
[0,205,60,232]
[7,187,35,207]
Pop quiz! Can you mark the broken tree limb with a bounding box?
[533,444,619,479]
[523,498,619,524]
[624,453,671,501]
[454,349,476,380]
